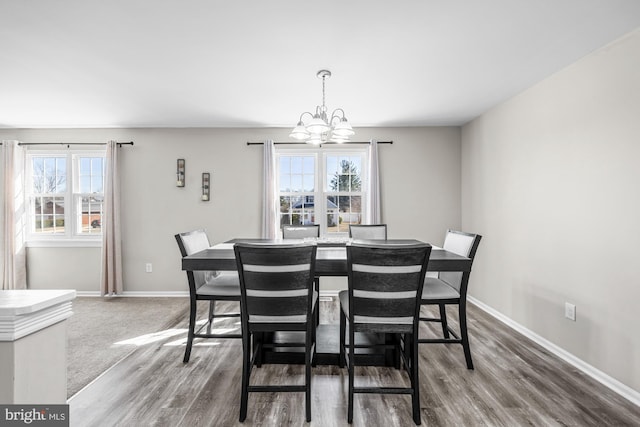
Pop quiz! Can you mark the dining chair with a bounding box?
[348,224,387,240]
[234,242,318,423]
[339,241,431,425]
[282,224,322,324]
[282,224,320,239]
[175,229,241,363]
[419,230,482,369]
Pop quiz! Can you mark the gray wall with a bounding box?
[0,126,461,293]
[461,29,640,392]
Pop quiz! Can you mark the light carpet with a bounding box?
[66,296,189,398]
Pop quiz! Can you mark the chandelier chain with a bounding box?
[322,74,327,113]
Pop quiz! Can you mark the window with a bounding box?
[277,148,367,236]
[27,151,105,243]
[325,154,363,233]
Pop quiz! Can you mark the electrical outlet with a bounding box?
[145,263,153,273]
[565,302,576,321]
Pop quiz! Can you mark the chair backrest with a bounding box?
[439,230,482,294]
[234,243,317,326]
[282,224,320,239]
[349,224,387,240]
[347,241,431,330]
[175,229,217,289]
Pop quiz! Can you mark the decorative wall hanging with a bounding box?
[201,172,210,201]
[176,159,185,187]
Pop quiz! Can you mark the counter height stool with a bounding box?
[349,224,387,240]
[339,241,431,425]
[282,224,321,324]
[234,242,318,422]
[419,230,482,369]
[175,229,241,363]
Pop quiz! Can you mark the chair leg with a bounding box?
[347,329,355,424]
[305,328,312,422]
[183,299,197,363]
[239,332,251,422]
[207,300,216,334]
[459,302,474,370]
[439,304,450,339]
[312,304,318,367]
[314,278,320,325]
[339,309,346,368]
[410,333,421,425]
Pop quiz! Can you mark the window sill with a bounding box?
[26,240,103,248]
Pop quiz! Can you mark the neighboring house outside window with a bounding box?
[26,150,105,245]
[277,147,368,237]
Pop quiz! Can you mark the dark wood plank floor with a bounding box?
[69,297,640,426]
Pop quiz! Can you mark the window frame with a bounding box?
[25,149,106,247]
[276,146,369,237]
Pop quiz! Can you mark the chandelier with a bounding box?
[289,69,355,144]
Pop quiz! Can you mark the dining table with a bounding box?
[181,238,473,365]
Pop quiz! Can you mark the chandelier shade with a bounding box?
[289,121,310,140]
[289,70,354,144]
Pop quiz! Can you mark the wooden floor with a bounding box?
[69,298,640,426]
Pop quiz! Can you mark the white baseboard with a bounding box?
[75,291,189,298]
[78,290,336,298]
[468,296,640,407]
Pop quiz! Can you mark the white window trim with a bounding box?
[276,146,369,237]
[25,149,105,246]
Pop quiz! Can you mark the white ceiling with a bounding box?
[2,1,640,129]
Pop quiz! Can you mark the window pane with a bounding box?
[326,156,338,176]
[280,195,316,226]
[92,175,104,193]
[291,157,303,174]
[280,157,290,174]
[279,155,315,194]
[325,157,361,192]
[78,196,103,234]
[290,195,314,225]
[91,158,102,174]
[33,174,44,193]
[58,158,67,192]
[44,158,56,176]
[291,175,302,192]
[56,158,66,176]
[303,156,314,174]
[303,174,314,192]
[33,196,65,234]
[279,175,291,192]
[350,156,362,174]
[338,196,361,233]
[80,157,91,175]
[80,176,91,193]
[326,196,339,232]
[32,157,66,193]
[280,196,291,213]
[79,157,104,193]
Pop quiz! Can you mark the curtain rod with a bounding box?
[246,140,392,146]
[12,141,134,147]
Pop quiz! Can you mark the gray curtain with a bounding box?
[1,140,27,290]
[261,139,278,238]
[101,140,123,295]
